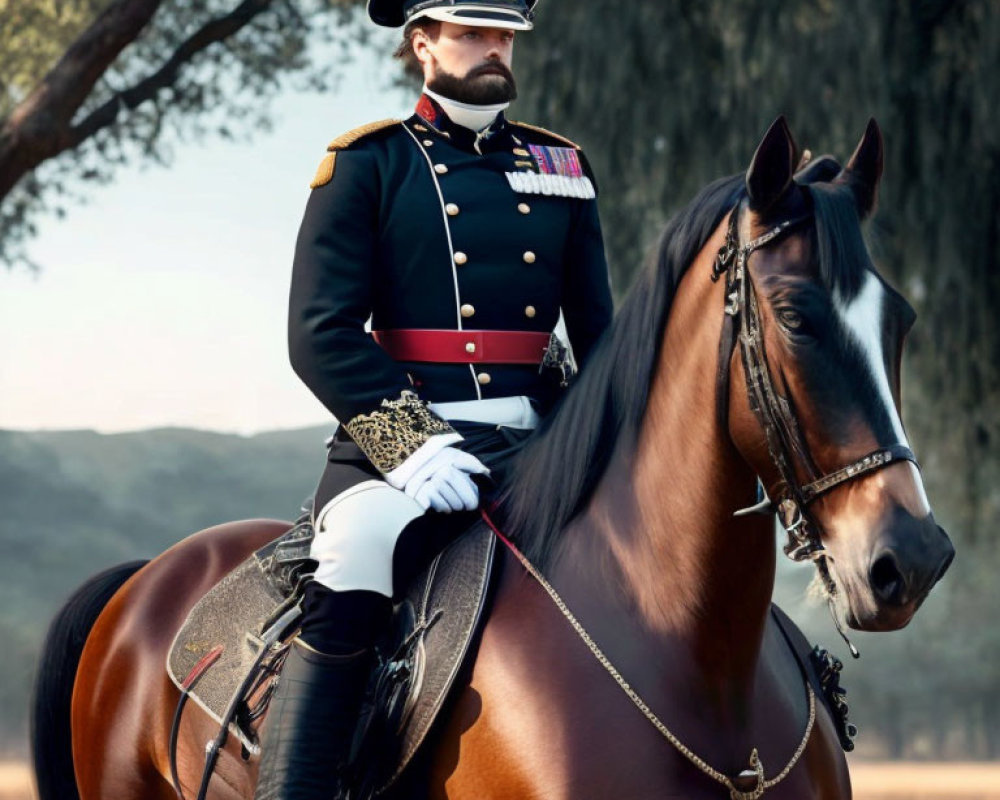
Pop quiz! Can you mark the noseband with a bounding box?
[713,203,918,647]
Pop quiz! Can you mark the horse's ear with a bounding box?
[794,154,842,185]
[838,118,884,218]
[746,116,800,213]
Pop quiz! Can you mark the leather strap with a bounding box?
[800,444,917,504]
[770,605,831,725]
[373,329,551,365]
[715,204,920,577]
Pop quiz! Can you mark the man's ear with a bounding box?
[412,29,433,67]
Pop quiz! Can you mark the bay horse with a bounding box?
[33,117,954,799]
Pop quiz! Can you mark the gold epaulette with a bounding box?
[309,119,401,189]
[508,120,582,150]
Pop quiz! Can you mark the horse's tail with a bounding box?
[30,560,148,800]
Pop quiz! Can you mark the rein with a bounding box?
[481,509,816,800]
[472,202,918,795]
[712,204,918,655]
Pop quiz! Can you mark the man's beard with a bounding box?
[427,60,518,105]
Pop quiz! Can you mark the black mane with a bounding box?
[496,171,872,569]
[496,174,745,567]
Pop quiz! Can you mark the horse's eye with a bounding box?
[777,308,806,332]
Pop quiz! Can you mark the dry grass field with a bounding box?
[2,761,999,798]
[0,764,32,800]
[849,762,1000,799]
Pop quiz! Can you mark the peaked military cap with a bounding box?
[368,0,537,30]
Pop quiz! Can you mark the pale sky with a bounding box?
[0,34,416,435]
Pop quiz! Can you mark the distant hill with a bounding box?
[0,424,332,754]
[4,426,961,762]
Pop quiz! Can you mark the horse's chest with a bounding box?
[426,580,848,799]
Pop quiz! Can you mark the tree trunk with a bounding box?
[0,0,164,198]
[0,0,274,203]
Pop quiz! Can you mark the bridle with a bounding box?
[713,201,918,653]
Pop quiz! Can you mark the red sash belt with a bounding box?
[373,329,550,365]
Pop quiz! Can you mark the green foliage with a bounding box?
[509,0,1000,757]
[2,0,998,759]
[0,0,109,119]
[0,0,367,268]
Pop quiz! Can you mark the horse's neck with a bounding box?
[553,220,776,702]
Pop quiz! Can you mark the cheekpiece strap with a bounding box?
[715,202,924,613]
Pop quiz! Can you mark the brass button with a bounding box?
[454,251,468,265]
[434,164,449,175]
[523,251,536,264]
[477,372,492,385]
[514,148,530,157]
[465,342,477,354]
[446,203,460,216]
[525,305,537,318]
[461,304,476,318]
[518,203,531,215]
[423,139,434,146]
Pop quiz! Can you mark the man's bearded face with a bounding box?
[427,59,518,104]
[417,23,518,105]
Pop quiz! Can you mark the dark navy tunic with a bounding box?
[288,96,614,440]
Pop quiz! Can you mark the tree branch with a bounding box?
[0,0,275,202]
[0,0,163,195]
[68,0,275,148]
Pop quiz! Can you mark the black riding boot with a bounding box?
[254,585,390,800]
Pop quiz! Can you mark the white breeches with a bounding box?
[309,395,540,597]
[310,480,424,596]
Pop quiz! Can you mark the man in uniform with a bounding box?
[254,1,614,797]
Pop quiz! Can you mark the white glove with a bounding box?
[399,447,490,513]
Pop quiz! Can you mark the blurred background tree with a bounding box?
[508,0,999,758]
[1,0,998,759]
[0,0,359,268]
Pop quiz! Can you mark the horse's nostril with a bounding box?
[871,552,906,606]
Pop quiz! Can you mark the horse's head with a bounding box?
[726,117,954,633]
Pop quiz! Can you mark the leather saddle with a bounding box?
[166,513,498,799]
[346,517,498,798]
